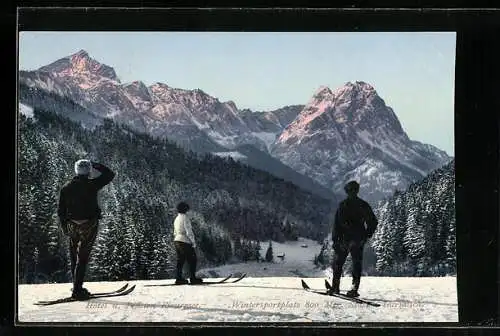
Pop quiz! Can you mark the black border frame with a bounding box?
[7,6,500,336]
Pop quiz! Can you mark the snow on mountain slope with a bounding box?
[20,51,452,204]
[271,81,452,203]
[251,132,278,152]
[39,49,119,82]
[212,151,247,161]
[19,102,34,118]
[19,51,300,156]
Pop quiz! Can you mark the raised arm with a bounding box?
[91,162,115,190]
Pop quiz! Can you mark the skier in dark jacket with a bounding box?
[328,181,378,298]
[57,159,115,299]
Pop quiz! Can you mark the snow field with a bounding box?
[18,276,457,323]
[17,238,457,323]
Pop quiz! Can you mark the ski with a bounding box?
[189,273,234,285]
[143,274,234,287]
[301,280,380,307]
[34,285,136,306]
[229,273,246,283]
[34,283,130,304]
[192,273,246,284]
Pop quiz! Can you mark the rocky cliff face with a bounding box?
[271,82,451,202]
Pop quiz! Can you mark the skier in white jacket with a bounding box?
[173,202,203,285]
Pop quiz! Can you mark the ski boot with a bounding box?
[345,280,360,297]
[189,277,203,285]
[345,289,360,298]
[345,280,359,297]
[327,280,340,296]
[72,287,91,300]
[175,278,189,285]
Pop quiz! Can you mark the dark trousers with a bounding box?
[174,241,197,280]
[68,219,98,291]
[331,239,365,290]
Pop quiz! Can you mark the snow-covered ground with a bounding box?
[17,238,458,323]
[211,151,247,161]
[197,238,325,279]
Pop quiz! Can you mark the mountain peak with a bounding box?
[225,100,238,111]
[71,49,90,59]
[122,80,150,98]
[150,82,170,90]
[38,50,119,82]
[310,86,333,100]
[349,80,374,89]
[313,85,333,96]
[337,81,377,95]
[308,86,335,106]
[124,80,147,88]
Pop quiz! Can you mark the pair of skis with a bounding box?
[143,273,247,287]
[34,283,136,306]
[33,274,246,306]
[301,279,380,307]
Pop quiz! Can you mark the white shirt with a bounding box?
[173,213,196,247]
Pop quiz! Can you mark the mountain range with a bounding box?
[19,49,452,203]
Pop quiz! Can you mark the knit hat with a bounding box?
[74,159,92,176]
[177,202,190,214]
[344,180,360,194]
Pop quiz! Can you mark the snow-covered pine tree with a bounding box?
[373,160,455,276]
[372,201,395,274]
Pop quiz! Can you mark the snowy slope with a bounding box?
[212,151,247,161]
[17,237,457,323]
[199,238,325,278]
[19,102,34,118]
[18,277,457,323]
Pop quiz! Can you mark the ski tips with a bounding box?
[116,283,129,292]
[301,279,310,289]
[34,283,137,306]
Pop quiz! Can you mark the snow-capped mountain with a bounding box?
[270,82,452,203]
[19,50,452,203]
[19,50,285,153]
[20,50,148,132]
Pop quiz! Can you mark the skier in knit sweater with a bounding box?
[173,202,203,285]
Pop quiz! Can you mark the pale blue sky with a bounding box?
[18,32,456,155]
